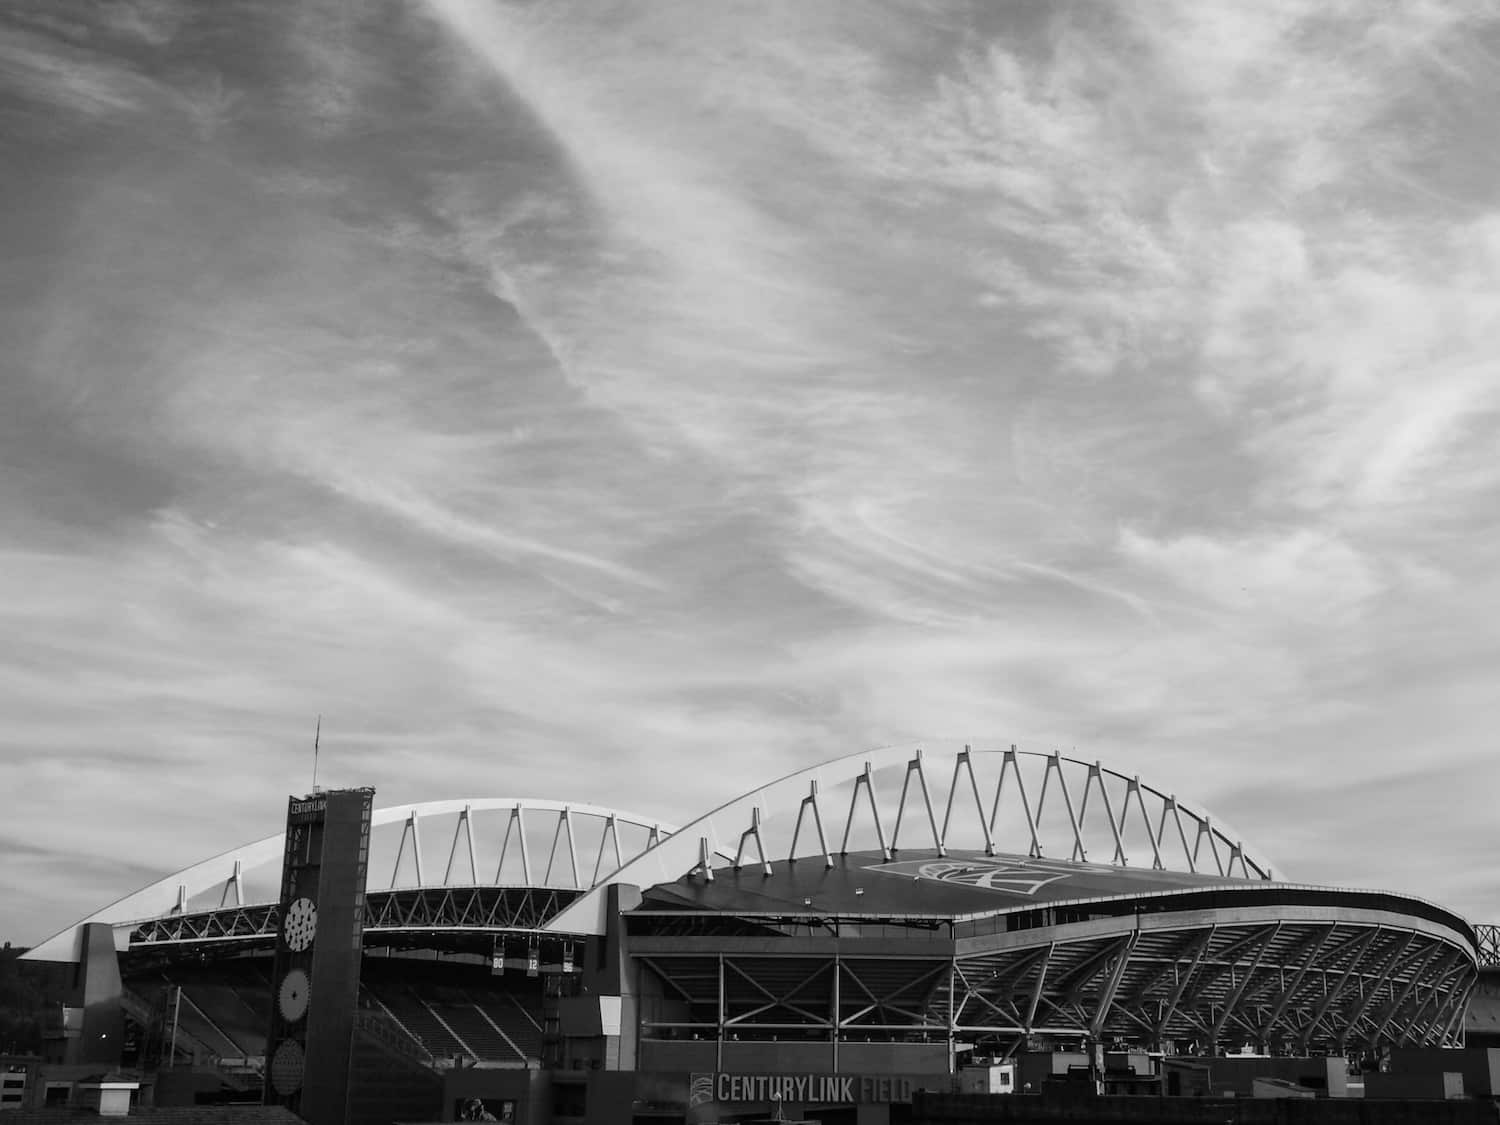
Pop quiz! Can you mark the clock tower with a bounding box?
[263,787,374,1125]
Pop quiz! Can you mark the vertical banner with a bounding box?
[561,943,574,974]
[491,938,505,977]
[526,945,540,977]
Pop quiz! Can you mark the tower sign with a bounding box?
[264,788,374,1125]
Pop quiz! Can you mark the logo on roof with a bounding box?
[866,854,1117,896]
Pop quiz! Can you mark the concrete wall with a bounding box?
[638,1037,948,1075]
[1464,969,1500,1049]
[1365,1072,1464,1101]
[348,1032,443,1125]
[913,1090,1500,1125]
[444,1067,550,1125]
[837,1041,948,1073]
[580,1072,635,1125]
[637,1039,718,1073]
[1387,1048,1500,1098]
[440,1069,648,1125]
[721,1039,837,1073]
[1187,1057,1348,1098]
[151,1068,225,1107]
[75,924,123,1069]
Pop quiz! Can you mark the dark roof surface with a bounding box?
[638,850,1256,918]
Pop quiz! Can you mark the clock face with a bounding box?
[283,897,318,951]
[278,968,310,1022]
[270,1039,305,1096]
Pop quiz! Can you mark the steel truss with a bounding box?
[634,920,1475,1055]
[1477,924,1499,968]
[32,798,682,963]
[637,954,954,1036]
[551,745,1277,936]
[128,885,583,947]
[938,921,1475,1052]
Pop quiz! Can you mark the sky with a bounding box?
[2,0,1499,946]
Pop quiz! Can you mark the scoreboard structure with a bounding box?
[263,788,374,1125]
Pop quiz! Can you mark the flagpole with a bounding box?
[312,715,322,792]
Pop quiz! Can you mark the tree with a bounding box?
[0,946,45,1055]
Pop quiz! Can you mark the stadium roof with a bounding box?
[640,850,1257,918]
[546,744,1280,935]
[637,850,1477,940]
[33,743,1457,956]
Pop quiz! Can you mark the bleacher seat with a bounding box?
[474,993,544,1061]
[431,1001,524,1065]
[167,990,243,1060]
[187,983,266,1055]
[127,954,555,1072]
[368,985,470,1060]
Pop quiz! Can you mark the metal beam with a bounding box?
[1209,924,1281,1044]
[1156,928,1217,1039]
[790,781,833,868]
[1090,932,1141,1037]
[1298,928,1382,1051]
[1339,932,1418,1048]
[1263,925,1340,1039]
[891,751,943,855]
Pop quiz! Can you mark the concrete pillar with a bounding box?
[74,924,124,1069]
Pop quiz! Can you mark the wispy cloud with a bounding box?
[4,0,1500,943]
[0,25,154,120]
[1118,527,1383,623]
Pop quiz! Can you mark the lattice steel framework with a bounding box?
[633,915,1476,1056]
[1477,924,1500,968]
[552,744,1276,936]
[128,886,584,948]
[28,799,684,961]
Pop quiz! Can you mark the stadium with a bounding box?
[19,744,1491,1125]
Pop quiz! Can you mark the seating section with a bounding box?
[430,1001,523,1064]
[128,957,550,1070]
[481,994,545,1060]
[133,966,272,1062]
[180,983,266,1056]
[357,973,549,1066]
[233,984,271,1033]
[169,994,243,1061]
[370,987,468,1059]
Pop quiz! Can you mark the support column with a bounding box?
[832,955,840,1072]
[948,956,958,1074]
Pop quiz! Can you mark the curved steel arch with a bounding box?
[26,798,679,962]
[547,743,1278,936]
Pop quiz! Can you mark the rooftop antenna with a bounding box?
[312,714,322,793]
